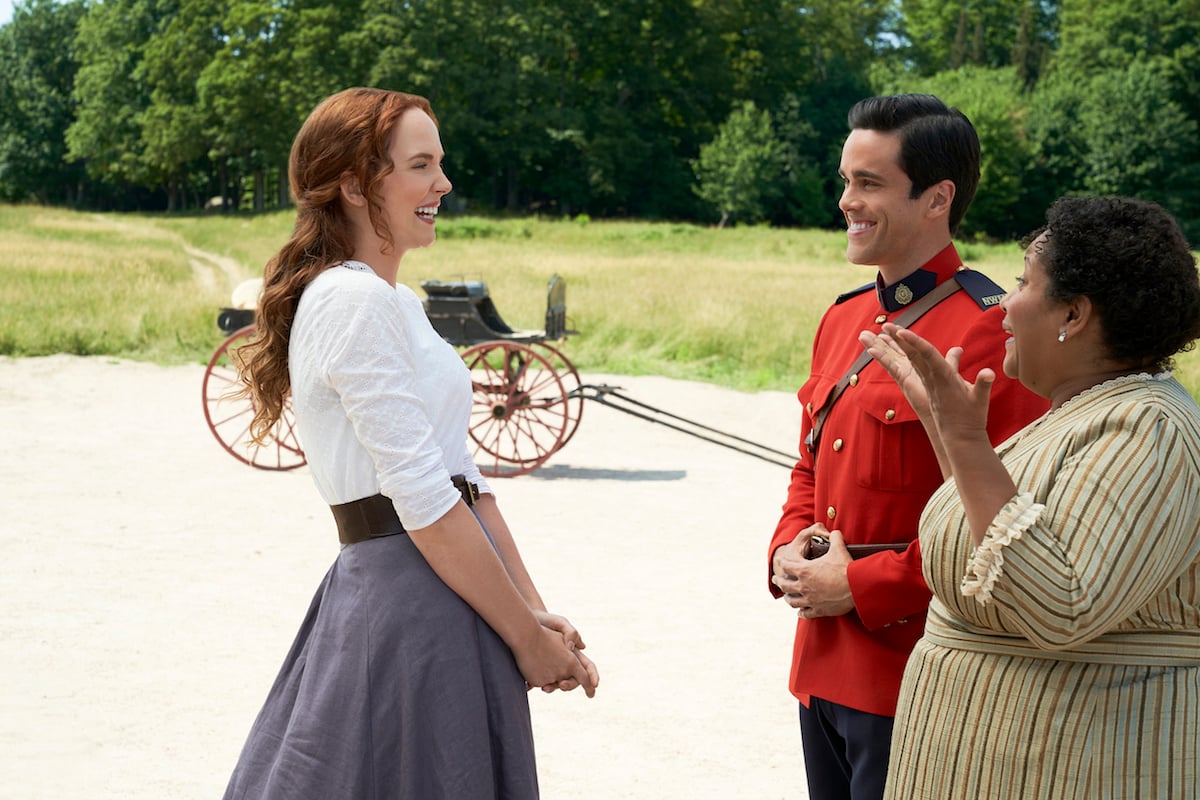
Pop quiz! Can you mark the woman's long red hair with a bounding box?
[236,87,436,444]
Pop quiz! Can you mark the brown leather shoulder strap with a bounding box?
[807,276,963,458]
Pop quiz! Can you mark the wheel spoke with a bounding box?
[202,326,307,471]
[460,341,571,476]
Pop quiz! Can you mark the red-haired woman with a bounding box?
[222,88,598,800]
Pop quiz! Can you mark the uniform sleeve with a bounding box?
[767,446,817,597]
[847,543,932,629]
[767,310,827,597]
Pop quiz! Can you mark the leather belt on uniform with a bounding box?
[330,474,480,545]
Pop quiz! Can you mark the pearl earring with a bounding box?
[1057,331,1067,343]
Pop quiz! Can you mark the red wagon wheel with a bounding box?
[202,325,307,471]
[461,340,576,477]
[530,340,584,450]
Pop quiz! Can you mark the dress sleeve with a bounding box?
[322,280,462,530]
[960,493,1046,604]
[950,408,1200,650]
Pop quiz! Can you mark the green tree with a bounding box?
[781,69,875,229]
[66,0,158,194]
[1046,0,1200,236]
[139,0,229,210]
[0,0,88,204]
[1055,0,1198,74]
[363,0,730,219]
[692,100,784,227]
[198,0,366,211]
[899,0,1057,78]
[769,93,828,227]
[561,0,729,218]
[1009,0,1055,87]
[1079,60,1200,234]
[37,0,1200,233]
[362,0,584,212]
[1017,72,1086,231]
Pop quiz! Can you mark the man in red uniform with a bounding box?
[768,94,1048,800]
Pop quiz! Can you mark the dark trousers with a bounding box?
[798,696,895,800]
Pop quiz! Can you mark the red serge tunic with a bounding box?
[768,244,1049,717]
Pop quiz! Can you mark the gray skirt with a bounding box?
[222,528,538,799]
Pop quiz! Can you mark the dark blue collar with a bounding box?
[876,268,938,312]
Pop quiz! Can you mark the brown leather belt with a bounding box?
[330,475,480,545]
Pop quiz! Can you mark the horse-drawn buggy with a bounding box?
[201,275,584,477]
[204,274,797,476]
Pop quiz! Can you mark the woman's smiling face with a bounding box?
[378,108,452,254]
[999,232,1066,394]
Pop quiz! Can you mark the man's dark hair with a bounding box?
[847,94,981,235]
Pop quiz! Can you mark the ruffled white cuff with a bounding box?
[960,493,1046,605]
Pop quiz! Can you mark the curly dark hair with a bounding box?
[1022,196,1200,372]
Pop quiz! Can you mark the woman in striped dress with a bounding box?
[860,195,1200,799]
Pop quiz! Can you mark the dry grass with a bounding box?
[0,205,211,360]
[3,204,1199,396]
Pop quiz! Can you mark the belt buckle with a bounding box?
[453,474,479,506]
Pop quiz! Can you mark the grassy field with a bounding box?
[3,203,1199,396]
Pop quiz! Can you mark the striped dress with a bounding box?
[884,374,1200,800]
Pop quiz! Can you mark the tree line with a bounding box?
[1,0,1198,241]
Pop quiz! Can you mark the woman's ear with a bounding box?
[1063,295,1093,337]
[340,173,366,207]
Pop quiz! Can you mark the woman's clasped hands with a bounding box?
[517,610,599,698]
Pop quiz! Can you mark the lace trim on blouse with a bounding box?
[961,492,1046,605]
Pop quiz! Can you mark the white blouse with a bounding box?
[288,261,490,530]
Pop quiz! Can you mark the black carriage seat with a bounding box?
[217,307,255,335]
[420,274,573,347]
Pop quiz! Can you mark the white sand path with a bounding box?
[0,355,809,799]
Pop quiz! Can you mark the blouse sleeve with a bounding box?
[322,279,463,530]
[458,449,493,497]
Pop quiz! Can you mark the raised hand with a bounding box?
[858,327,932,420]
[881,323,993,439]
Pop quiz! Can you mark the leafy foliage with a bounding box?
[898,0,1057,81]
[0,0,87,204]
[0,0,1198,238]
[1078,60,1200,238]
[692,101,784,226]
